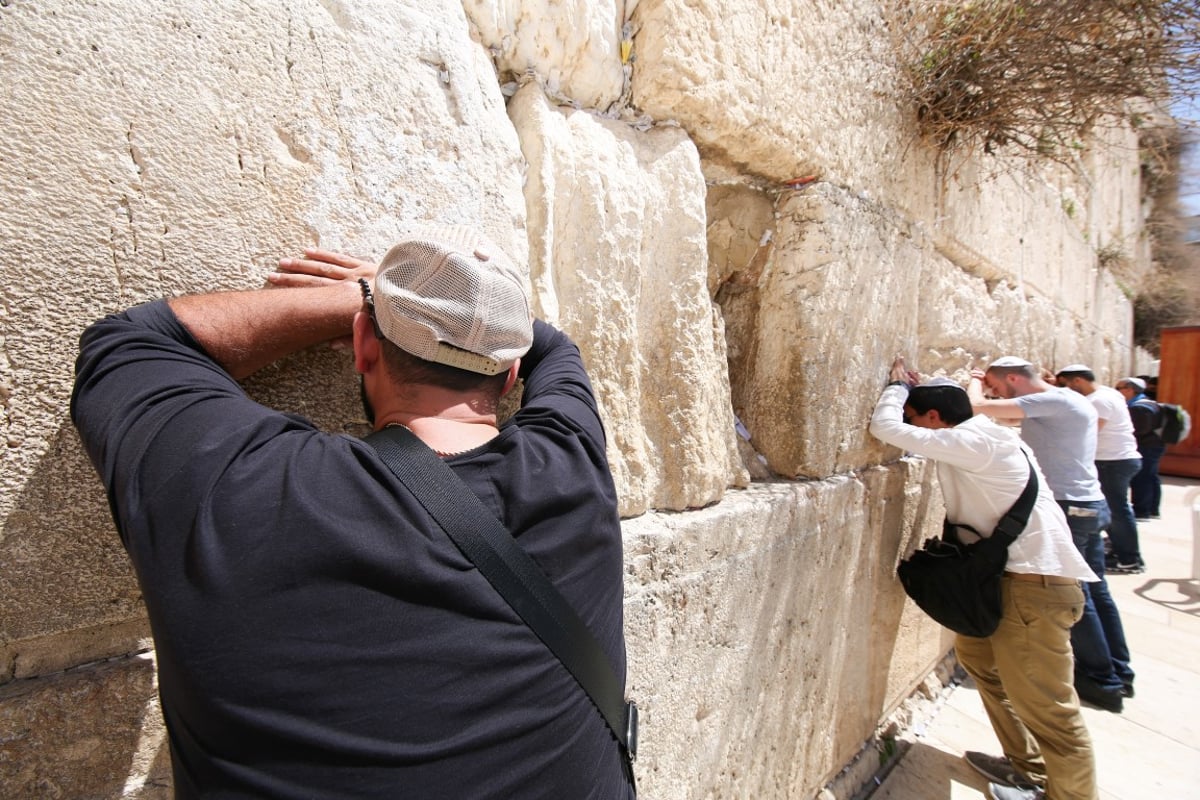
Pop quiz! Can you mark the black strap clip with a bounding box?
[624,701,638,762]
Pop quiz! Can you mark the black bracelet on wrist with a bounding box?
[886,380,910,388]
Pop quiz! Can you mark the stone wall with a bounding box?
[0,1,1154,797]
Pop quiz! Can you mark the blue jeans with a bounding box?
[1095,459,1142,564]
[1058,499,1134,691]
[1130,445,1164,518]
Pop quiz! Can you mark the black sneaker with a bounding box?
[1075,676,1124,713]
[964,751,1036,789]
[1108,561,1145,575]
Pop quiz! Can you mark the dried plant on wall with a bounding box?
[889,0,1199,164]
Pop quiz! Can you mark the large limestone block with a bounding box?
[509,83,746,514]
[913,255,1138,383]
[1,0,527,681]
[1086,275,1137,378]
[718,184,924,478]
[912,253,1003,369]
[630,0,925,200]
[622,460,946,799]
[931,159,1138,326]
[0,654,170,799]
[464,0,628,109]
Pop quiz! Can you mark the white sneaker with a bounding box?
[988,782,1044,800]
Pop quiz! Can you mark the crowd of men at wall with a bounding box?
[871,354,1170,800]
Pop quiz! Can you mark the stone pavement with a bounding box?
[872,476,1200,800]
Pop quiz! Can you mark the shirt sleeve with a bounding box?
[73,301,220,486]
[1090,392,1116,424]
[515,319,607,452]
[1013,391,1055,418]
[70,299,314,543]
[1128,401,1158,436]
[1015,389,1093,423]
[869,384,994,471]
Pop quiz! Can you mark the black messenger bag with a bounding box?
[896,453,1038,638]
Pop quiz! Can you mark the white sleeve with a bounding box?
[869,385,994,471]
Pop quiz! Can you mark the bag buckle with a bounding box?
[625,700,639,762]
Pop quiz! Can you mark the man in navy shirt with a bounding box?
[1116,377,1164,520]
[72,226,632,799]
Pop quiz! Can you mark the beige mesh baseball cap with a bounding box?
[372,225,533,375]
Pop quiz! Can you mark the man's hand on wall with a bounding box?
[889,355,919,387]
[269,248,378,288]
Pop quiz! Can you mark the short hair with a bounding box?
[907,384,974,426]
[986,363,1036,381]
[1056,368,1095,382]
[380,338,509,401]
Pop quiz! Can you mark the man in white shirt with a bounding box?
[1055,365,1144,573]
[871,358,1098,800]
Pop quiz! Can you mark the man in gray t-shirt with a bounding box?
[1010,389,1103,501]
[969,356,1134,713]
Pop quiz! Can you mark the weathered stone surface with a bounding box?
[0,654,170,799]
[713,178,1140,478]
[464,0,629,110]
[0,427,147,683]
[915,257,1135,385]
[928,156,1140,336]
[623,459,944,799]
[1,0,526,684]
[631,0,911,193]
[631,0,1150,336]
[705,183,777,298]
[718,183,925,477]
[510,83,747,513]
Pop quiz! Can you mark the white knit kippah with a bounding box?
[988,356,1032,369]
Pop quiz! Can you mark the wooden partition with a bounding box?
[1158,326,1200,478]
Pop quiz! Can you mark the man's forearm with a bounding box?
[971,399,1024,420]
[168,282,361,379]
[967,376,1024,419]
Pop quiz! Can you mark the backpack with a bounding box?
[1157,402,1192,445]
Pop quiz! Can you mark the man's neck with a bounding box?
[1013,378,1053,398]
[373,395,501,456]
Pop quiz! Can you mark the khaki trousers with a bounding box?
[955,578,1098,800]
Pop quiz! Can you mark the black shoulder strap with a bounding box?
[365,425,637,781]
[990,450,1039,544]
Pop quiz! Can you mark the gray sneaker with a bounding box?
[988,782,1044,800]
[964,751,1036,790]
